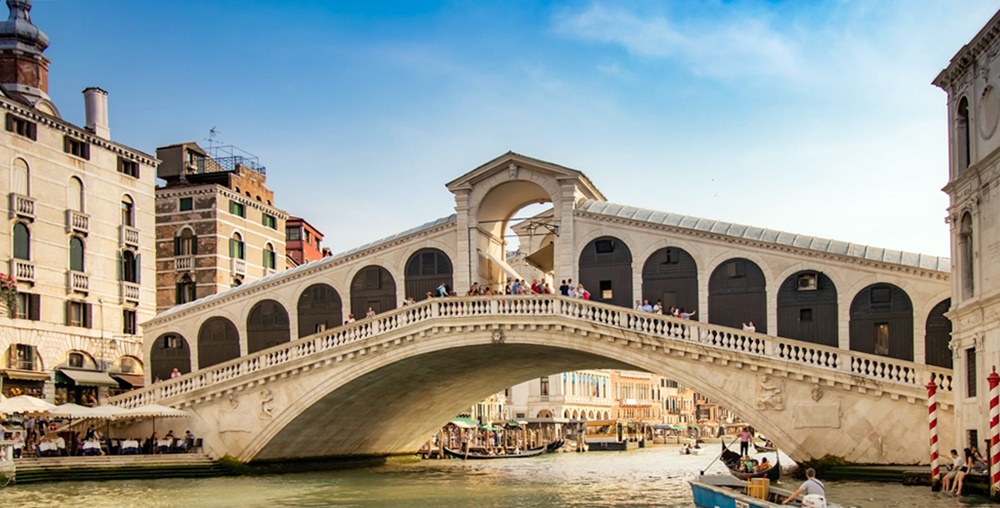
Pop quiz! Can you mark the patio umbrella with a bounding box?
[50,403,99,419]
[0,395,56,415]
[117,404,188,435]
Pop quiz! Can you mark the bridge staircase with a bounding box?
[10,453,232,484]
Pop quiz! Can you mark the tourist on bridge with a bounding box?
[781,468,825,506]
[366,307,376,318]
[559,280,569,296]
[653,300,663,314]
[743,321,756,333]
[738,427,752,457]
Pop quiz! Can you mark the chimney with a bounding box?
[83,87,109,138]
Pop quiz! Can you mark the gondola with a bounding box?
[753,440,776,453]
[443,445,547,460]
[721,442,781,482]
[545,439,565,453]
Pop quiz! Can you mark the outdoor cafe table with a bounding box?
[38,441,57,454]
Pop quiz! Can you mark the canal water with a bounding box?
[3,445,993,507]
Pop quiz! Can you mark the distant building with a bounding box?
[154,142,288,315]
[285,217,325,266]
[934,8,1000,451]
[505,370,613,421]
[0,0,155,403]
[611,370,662,425]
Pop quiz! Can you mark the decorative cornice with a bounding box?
[156,184,289,220]
[574,210,950,282]
[0,96,158,166]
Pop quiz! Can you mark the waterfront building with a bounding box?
[153,142,288,316]
[285,217,326,267]
[934,8,1000,450]
[505,370,613,422]
[657,378,696,427]
[0,0,155,403]
[458,391,506,426]
[611,370,662,425]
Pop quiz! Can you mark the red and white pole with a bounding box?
[927,380,940,483]
[988,368,1000,496]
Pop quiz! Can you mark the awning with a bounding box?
[112,373,145,389]
[58,369,118,387]
[524,242,554,273]
[448,417,477,429]
[1,369,50,381]
[478,249,522,281]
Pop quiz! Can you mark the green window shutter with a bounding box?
[176,283,183,305]
[29,294,40,321]
[84,303,92,329]
[117,250,124,281]
[64,301,70,326]
[174,237,181,255]
[229,238,235,257]
[192,236,198,255]
[135,253,141,284]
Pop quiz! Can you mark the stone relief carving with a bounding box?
[508,163,519,180]
[811,384,824,402]
[492,329,506,344]
[260,389,275,419]
[756,375,785,411]
[228,392,239,410]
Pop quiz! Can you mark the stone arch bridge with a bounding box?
[113,295,954,465]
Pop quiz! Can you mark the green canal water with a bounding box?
[3,445,993,507]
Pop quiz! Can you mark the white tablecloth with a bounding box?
[38,442,57,452]
[82,441,100,450]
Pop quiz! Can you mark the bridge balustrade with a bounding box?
[112,295,953,409]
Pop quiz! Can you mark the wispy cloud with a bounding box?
[552,3,803,81]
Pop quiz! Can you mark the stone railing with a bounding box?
[112,295,953,408]
[119,225,140,249]
[230,257,246,277]
[8,193,34,220]
[67,270,89,293]
[9,258,34,283]
[120,281,140,304]
[65,209,89,234]
[174,256,194,271]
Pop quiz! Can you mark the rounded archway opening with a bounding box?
[849,283,913,361]
[247,299,291,354]
[776,271,838,346]
[708,258,766,332]
[197,317,241,369]
[150,333,191,381]
[405,248,453,301]
[641,247,698,314]
[475,180,555,293]
[578,236,633,308]
[350,265,396,319]
[297,283,343,337]
[925,298,952,368]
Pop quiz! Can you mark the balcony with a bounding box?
[120,281,140,304]
[174,255,194,272]
[67,270,89,293]
[65,210,90,235]
[9,258,34,284]
[9,193,34,221]
[119,225,140,249]
[231,257,246,277]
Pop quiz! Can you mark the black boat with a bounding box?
[545,439,565,453]
[753,440,776,453]
[443,445,547,460]
[721,442,781,482]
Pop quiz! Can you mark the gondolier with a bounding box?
[738,427,752,457]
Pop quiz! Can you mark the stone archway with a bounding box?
[350,265,396,318]
[776,270,838,347]
[197,317,240,369]
[708,258,766,332]
[849,283,914,361]
[247,299,291,354]
[297,283,343,337]
[149,333,190,381]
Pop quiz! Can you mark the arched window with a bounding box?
[12,222,30,260]
[957,96,971,173]
[350,265,396,318]
[197,317,240,368]
[247,299,290,353]
[150,333,190,381]
[230,232,245,259]
[578,236,633,308]
[120,195,135,227]
[404,248,453,301]
[263,243,276,270]
[69,236,85,272]
[297,283,343,337]
[849,283,914,360]
[11,158,29,196]
[708,258,767,332]
[175,228,197,256]
[960,212,974,299]
[120,250,139,283]
[68,176,84,212]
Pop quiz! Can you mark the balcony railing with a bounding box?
[231,257,246,277]
[9,258,34,284]
[9,359,36,371]
[120,225,140,249]
[175,255,194,271]
[68,270,89,293]
[120,281,140,304]
[66,209,90,235]
[9,193,34,220]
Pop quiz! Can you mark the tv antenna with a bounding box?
[206,127,221,150]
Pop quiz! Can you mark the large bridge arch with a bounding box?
[350,265,397,318]
[578,235,633,308]
[197,317,241,369]
[297,283,344,337]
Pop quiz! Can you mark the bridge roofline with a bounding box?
[445,151,606,201]
[577,199,951,274]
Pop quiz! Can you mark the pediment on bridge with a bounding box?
[446,151,606,202]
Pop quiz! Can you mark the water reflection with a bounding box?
[2,445,993,508]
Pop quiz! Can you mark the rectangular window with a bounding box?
[262,214,277,229]
[14,343,35,370]
[64,136,91,160]
[364,268,380,290]
[871,287,892,304]
[664,248,679,264]
[595,239,615,253]
[123,309,137,335]
[263,249,275,269]
[117,157,140,178]
[968,347,978,397]
[5,113,36,140]
[600,280,613,300]
[287,227,301,241]
[304,230,312,243]
[179,197,193,211]
[799,308,813,322]
[726,261,747,278]
[540,376,550,396]
[969,429,980,450]
[66,301,92,328]
[12,293,40,320]
[68,352,84,368]
[229,200,246,218]
[164,335,182,349]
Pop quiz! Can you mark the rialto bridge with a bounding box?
[123,152,956,464]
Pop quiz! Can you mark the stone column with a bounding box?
[453,188,472,294]
[555,179,577,283]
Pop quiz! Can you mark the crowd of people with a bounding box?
[2,418,198,458]
[632,298,697,319]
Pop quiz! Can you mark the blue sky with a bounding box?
[30,0,999,257]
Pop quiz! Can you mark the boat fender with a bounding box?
[801,494,827,508]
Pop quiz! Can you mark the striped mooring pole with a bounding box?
[927,380,940,483]
[989,368,1000,497]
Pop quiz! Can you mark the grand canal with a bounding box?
[3,445,992,507]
